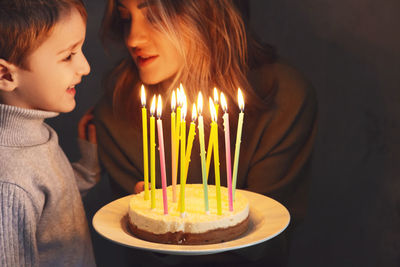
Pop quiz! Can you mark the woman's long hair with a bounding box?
[101,0,277,121]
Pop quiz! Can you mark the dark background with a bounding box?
[47,0,400,266]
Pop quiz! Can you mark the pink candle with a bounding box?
[220,93,233,211]
[157,95,168,214]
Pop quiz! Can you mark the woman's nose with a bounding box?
[125,16,149,47]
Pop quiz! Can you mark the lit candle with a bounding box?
[197,92,209,212]
[220,93,233,211]
[171,90,177,202]
[206,92,217,179]
[185,104,197,177]
[209,98,222,215]
[157,95,168,214]
[174,87,182,202]
[150,95,156,209]
[140,85,149,200]
[232,89,245,200]
[179,98,187,215]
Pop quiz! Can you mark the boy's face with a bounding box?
[12,8,90,113]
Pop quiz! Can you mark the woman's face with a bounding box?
[117,0,184,86]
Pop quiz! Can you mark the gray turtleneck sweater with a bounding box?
[0,104,100,267]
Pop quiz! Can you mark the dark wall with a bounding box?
[250,1,399,266]
[47,0,399,266]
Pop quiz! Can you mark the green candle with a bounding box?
[197,92,209,212]
[232,89,245,200]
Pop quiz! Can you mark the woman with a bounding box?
[94,0,317,265]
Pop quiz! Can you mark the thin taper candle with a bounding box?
[157,95,168,214]
[185,104,197,177]
[179,99,187,215]
[171,90,177,202]
[150,95,156,209]
[210,98,222,215]
[197,92,209,212]
[232,89,245,200]
[174,87,182,202]
[140,85,149,200]
[221,93,233,211]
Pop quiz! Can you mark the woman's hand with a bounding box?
[78,108,97,144]
[134,181,145,194]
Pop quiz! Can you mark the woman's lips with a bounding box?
[67,87,76,95]
[137,55,158,67]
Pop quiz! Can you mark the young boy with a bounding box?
[0,0,99,266]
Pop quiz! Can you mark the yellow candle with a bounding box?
[185,104,197,175]
[197,92,209,212]
[171,91,177,202]
[232,89,245,200]
[209,98,222,215]
[179,100,187,215]
[150,95,156,209]
[206,92,218,179]
[140,85,149,200]
[174,88,181,202]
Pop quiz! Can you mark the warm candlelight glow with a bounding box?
[150,95,156,116]
[209,97,217,122]
[141,84,146,107]
[171,90,176,111]
[157,95,162,118]
[213,87,219,104]
[238,88,244,111]
[191,104,197,122]
[220,92,228,112]
[197,92,203,115]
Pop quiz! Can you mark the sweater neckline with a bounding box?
[0,104,59,147]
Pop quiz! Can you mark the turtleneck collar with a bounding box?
[0,104,59,147]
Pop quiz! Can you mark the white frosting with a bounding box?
[128,184,249,234]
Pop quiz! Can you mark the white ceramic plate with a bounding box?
[92,189,290,255]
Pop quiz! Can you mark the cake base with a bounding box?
[127,215,249,245]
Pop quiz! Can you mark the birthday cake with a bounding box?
[128,184,249,244]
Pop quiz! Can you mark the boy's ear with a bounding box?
[0,58,19,92]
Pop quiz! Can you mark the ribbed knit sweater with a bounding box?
[0,104,100,267]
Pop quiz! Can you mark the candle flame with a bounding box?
[197,92,203,115]
[181,96,187,120]
[157,95,162,118]
[150,95,156,116]
[213,87,219,104]
[140,84,146,107]
[179,83,186,107]
[192,104,197,122]
[220,92,228,112]
[171,90,176,111]
[238,88,245,111]
[209,97,217,122]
